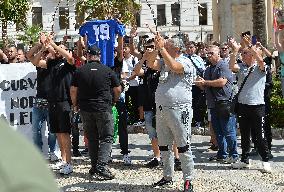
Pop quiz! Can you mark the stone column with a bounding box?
[212,0,220,42]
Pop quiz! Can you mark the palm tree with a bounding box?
[0,0,30,47]
[252,0,267,47]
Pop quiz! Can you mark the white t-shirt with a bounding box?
[122,55,139,86]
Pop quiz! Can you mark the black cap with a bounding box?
[87,45,101,56]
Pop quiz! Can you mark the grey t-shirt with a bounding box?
[204,59,233,109]
[237,63,266,105]
[155,54,196,107]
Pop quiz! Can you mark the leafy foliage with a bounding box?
[0,0,30,45]
[17,25,42,46]
[270,76,284,128]
[75,0,141,25]
[0,0,30,24]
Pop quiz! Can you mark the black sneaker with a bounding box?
[146,158,160,168]
[184,180,194,192]
[93,165,115,180]
[81,148,89,154]
[153,177,173,188]
[208,144,218,151]
[174,158,182,171]
[268,152,274,160]
[249,148,258,156]
[73,149,82,157]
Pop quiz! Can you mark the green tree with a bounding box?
[252,0,267,47]
[0,0,30,47]
[75,0,141,26]
[17,25,42,47]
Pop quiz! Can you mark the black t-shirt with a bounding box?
[36,67,50,99]
[0,59,8,64]
[46,58,75,103]
[143,67,160,111]
[111,57,123,81]
[71,61,120,112]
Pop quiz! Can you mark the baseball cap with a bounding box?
[87,45,101,55]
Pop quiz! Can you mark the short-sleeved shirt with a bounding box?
[122,55,139,86]
[155,54,196,107]
[79,19,125,67]
[71,61,120,112]
[237,62,266,105]
[204,59,233,109]
[143,67,160,111]
[46,58,75,103]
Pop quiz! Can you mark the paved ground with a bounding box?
[54,133,284,192]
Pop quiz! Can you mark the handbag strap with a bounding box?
[234,65,255,100]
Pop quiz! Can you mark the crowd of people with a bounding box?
[1,20,284,192]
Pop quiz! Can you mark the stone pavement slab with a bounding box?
[54,134,284,192]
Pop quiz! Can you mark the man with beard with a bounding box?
[33,34,75,175]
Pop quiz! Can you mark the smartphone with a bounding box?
[251,35,257,45]
[241,31,251,37]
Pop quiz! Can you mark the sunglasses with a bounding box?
[221,47,228,50]
[145,45,155,49]
[207,52,214,56]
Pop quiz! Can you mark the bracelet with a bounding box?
[159,48,165,52]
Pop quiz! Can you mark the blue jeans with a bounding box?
[211,108,238,159]
[144,111,157,140]
[32,106,56,152]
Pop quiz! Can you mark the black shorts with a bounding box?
[48,101,72,134]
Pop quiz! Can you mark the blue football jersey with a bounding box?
[79,19,126,67]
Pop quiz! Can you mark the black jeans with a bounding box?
[238,104,269,162]
[192,85,206,125]
[81,110,114,168]
[71,123,80,151]
[264,98,272,150]
[125,86,139,123]
[116,101,130,155]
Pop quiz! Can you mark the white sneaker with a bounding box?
[59,163,73,175]
[52,161,65,170]
[232,159,251,169]
[262,162,272,173]
[123,154,132,166]
[49,152,59,162]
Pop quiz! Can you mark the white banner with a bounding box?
[0,63,37,140]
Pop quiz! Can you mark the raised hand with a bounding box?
[228,37,241,53]
[242,35,252,47]
[154,32,165,50]
[130,26,138,38]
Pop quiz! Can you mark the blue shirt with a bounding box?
[204,59,233,109]
[79,19,126,67]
